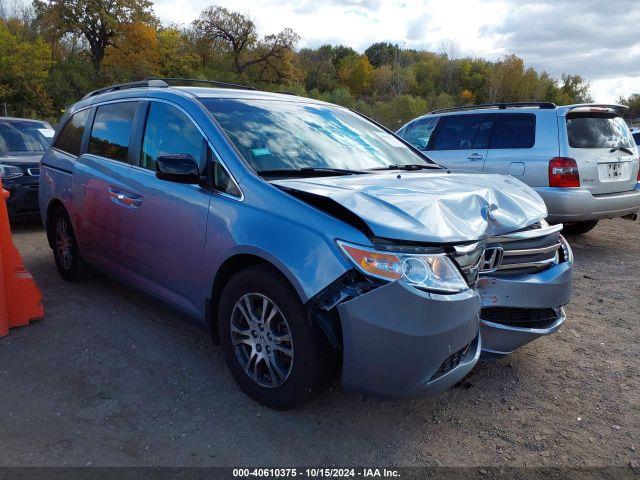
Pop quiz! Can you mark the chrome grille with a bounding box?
[481,224,563,275]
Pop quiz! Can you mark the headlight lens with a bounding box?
[0,164,23,180]
[337,240,468,293]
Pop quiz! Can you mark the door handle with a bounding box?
[109,187,143,209]
[467,153,484,161]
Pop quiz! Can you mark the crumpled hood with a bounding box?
[272,171,547,243]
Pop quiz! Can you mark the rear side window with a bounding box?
[631,132,639,146]
[431,115,484,150]
[401,117,439,150]
[141,102,203,171]
[566,114,634,149]
[53,109,90,156]
[88,102,138,162]
[488,114,535,149]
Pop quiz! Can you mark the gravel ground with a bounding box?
[0,218,638,467]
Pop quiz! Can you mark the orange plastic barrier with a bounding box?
[0,179,44,337]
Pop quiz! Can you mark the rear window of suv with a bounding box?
[566,113,634,149]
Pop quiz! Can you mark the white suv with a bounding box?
[398,103,640,234]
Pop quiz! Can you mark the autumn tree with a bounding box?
[193,6,299,83]
[338,54,373,95]
[558,74,592,104]
[33,0,157,72]
[102,21,159,81]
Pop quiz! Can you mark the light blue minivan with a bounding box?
[39,79,573,409]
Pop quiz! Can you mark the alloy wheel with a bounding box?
[55,216,73,271]
[230,293,294,388]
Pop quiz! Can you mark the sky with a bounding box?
[153,0,640,103]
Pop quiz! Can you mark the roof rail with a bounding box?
[428,102,557,114]
[144,77,256,91]
[82,79,169,99]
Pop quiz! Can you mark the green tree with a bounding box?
[157,27,199,77]
[365,42,401,68]
[618,94,640,122]
[0,20,52,117]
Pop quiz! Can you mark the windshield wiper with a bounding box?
[370,164,441,171]
[257,167,370,177]
[610,146,634,155]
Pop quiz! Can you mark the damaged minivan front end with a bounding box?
[275,172,573,397]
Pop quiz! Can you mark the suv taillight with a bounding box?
[549,157,580,188]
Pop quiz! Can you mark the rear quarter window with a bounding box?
[53,109,90,156]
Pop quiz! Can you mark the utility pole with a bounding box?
[3,103,7,117]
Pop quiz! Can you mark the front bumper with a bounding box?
[337,281,480,397]
[477,247,572,356]
[535,185,640,223]
[4,178,40,218]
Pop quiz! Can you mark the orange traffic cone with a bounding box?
[0,178,44,337]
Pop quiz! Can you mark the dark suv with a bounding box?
[0,117,54,218]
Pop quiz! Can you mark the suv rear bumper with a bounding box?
[337,281,480,397]
[535,185,640,223]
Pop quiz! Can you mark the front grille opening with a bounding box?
[430,340,473,382]
[483,229,562,275]
[480,307,560,328]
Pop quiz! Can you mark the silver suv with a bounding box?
[397,103,640,235]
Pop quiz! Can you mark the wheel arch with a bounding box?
[45,199,67,249]
[208,253,306,344]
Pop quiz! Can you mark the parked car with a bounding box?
[39,79,573,409]
[397,102,640,235]
[0,117,54,218]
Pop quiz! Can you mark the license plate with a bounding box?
[607,163,623,179]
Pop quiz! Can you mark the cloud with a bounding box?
[486,0,640,79]
[151,0,640,101]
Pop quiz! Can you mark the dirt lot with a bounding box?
[0,218,638,468]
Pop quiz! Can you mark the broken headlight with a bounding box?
[337,240,468,293]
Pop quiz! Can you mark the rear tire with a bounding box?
[50,207,92,281]
[562,220,599,235]
[217,264,336,410]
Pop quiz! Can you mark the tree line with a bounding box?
[0,0,600,128]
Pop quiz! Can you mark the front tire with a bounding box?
[218,265,336,410]
[562,220,599,235]
[50,207,92,281]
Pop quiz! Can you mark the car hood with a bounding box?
[272,171,547,243]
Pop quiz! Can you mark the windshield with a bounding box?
[566,114,634,149]
[200,98,433,172]
[0,120,53,153]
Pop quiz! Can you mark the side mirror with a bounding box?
[156,154,200,184]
